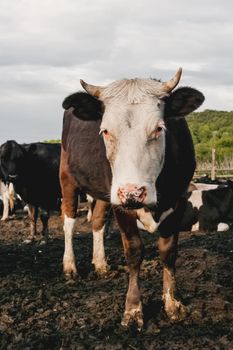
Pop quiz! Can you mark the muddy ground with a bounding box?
[0,211,233,350]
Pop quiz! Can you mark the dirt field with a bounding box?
[0,211,233,350]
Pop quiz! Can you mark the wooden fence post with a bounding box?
[211,147,216,181]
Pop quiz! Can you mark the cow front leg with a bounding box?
[92,200,110,275]
[24,204,38,243]
[114,208,144,330]
[1,190,10,220]
[8,183,16,213]
[158,234,186,321]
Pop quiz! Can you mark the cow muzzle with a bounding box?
[117,184,146,209]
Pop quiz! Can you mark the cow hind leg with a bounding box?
[60,163,79,278]
[91,200,110,275]
[158,233,187,321]
[114,207,144,330]
[63,214,77,278]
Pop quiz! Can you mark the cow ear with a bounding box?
[62,92,103,121]
[164,87,205,118]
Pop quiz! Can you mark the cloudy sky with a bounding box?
[0,0,232,144]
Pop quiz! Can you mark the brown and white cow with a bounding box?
[60,68,204,329]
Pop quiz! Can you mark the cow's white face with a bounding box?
[99,92,166,207]
[79,68,204,209]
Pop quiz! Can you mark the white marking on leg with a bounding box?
[191,222,199,231]
[87,204,93,222]
[163,288,186,321]
[63,215,77,276]
[86,194,94,222]
[8,183,15,211]
[1,190,9,220]
[217,222,229,232]
[163,288,176,310]
[92,225,108,273]
[162,266,186,321]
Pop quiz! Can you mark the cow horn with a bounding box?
[162,67,182,92]
[80,80,104,98]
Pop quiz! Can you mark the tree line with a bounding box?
[187,109,233,163]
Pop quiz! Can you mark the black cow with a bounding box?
[0,140,61,243]
[60,68,204,328]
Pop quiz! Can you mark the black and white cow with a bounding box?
[0,140,61,242]
[181,181,233,232]
[138,181,233,233]
[60,68,204,328]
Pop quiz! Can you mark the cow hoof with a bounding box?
[95,264,110,277]
[39,237,50,246]
[92,259,110,277]
[23,238,34,244]
[64,270,78,280]
[165,300,187,322]
[39,240,46,246]
[121,308,144,331]
[63,260,77,279]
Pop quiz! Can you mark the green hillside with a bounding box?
[187,110,233,163]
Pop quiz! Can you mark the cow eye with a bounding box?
[99,129,110,138]
[154,125,165,139]
[148,125,165,143]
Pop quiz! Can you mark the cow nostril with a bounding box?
[117,188,126,202]
[133,186,146,199]
[138,187,147,202]
[138,186,146,195]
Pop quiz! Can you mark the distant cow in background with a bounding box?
[0,140,61,243]
[181,181,233,232]
[137,181,233,233]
